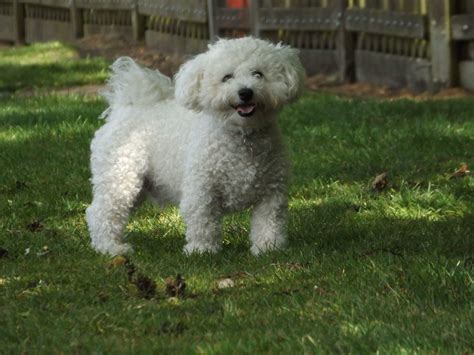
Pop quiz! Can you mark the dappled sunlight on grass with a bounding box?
[127,206,185,237]
[0,45,473,352]
[0,42,108,92]
[284,94,474,184]
[0,42,78,66]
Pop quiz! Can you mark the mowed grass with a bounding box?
[0,42,108,93]
[1,43,473,353]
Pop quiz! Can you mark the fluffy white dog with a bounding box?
[86,37,305,256]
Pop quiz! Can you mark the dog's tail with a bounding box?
[100,57,173,120]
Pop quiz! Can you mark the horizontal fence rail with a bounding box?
[1,0,473,92]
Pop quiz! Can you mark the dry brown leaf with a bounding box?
[26,220,43,232]
[107,255,128,269]
[371,172,389,192]
[313,285,330,297]
[165,274,186,298]
[132,274,156,299]
[449,163,470,179]
[286,262,306,270]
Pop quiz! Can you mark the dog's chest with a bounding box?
[212,134,284,210]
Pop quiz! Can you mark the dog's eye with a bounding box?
[251,70,264,78]
[222,74,234,83]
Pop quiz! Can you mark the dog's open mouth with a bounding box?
[232,103,256,117]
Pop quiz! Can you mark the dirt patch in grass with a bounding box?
[17,83,105,97]
[307,74,474,100]
[74,34,182,78]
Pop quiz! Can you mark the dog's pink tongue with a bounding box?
[237,104,255,114]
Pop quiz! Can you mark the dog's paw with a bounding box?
[92,241,133,256]
[183,242,221,255]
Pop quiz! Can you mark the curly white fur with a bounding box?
[86,37,305,256]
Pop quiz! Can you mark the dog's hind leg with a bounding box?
[86,142,147,256]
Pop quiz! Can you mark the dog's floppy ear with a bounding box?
[277,44,306,102]
[174,53,206,111]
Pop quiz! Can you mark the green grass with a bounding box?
[0,42,108,93]
[1,43,473,353]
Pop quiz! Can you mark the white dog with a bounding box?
[86,37,305,256]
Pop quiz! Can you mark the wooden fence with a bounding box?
[1,0,473,91]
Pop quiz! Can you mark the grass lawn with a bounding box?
[0,42,108,93]
[0,42,473,353]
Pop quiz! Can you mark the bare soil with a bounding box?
[75,34,183,77]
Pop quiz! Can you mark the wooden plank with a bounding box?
[333,0,354,82]
[83,24,133,37]
[249,0,259,36]
[0,14,15,41]
[25,18,74,42]
[207,0,217,41]
[355,50,432,91]
[451,14,474,40]
[145,29,207,56]
[76,0,134,10]
[19,0,69,7]
[429,0,454,89]
[215,8,248,29]
[345,8,426,39]
[459,0,474,14]
[131,0,144,41]
[258,7,339,31]
[459,60,474,90]
[299,49,339,76]
[70,0,84,39]
[138,0,207,23]
[13,0,25,44]
[468,41,474,60]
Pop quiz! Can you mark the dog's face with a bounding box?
[175,37,305,128]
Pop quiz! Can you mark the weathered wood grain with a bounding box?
[459,60,474,90]
[345,8,427,39]
[0,14,15,41]
[451,14,474,40]
[429,0,454,89]
[25,18,74,42]
[138,0,207,23]
[356,50,432,91]
[145,29,207,56]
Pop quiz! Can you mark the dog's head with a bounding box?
[174,37,305,128]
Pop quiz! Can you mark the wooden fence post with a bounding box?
[334,0,354,82]
[429,0,455,89]
[132,0,145,42]
[13,0,25,45]
[207,0,217,42]
[248,0,259,37]
[70,0,83,39]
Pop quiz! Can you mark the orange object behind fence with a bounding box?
[226,0,248,8]
[224,0,249,37]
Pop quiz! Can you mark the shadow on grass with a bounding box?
[283,94,474,183]
[127,200,473,265]
[1,95,473,265]
[0,60,108,93]
[0,95,106,129]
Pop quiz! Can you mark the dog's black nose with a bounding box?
[238,88,254,102]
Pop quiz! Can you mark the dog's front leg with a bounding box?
[180,190,222,254]
[250,192,288,255]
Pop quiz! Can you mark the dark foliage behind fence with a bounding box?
[1,0,473,92]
